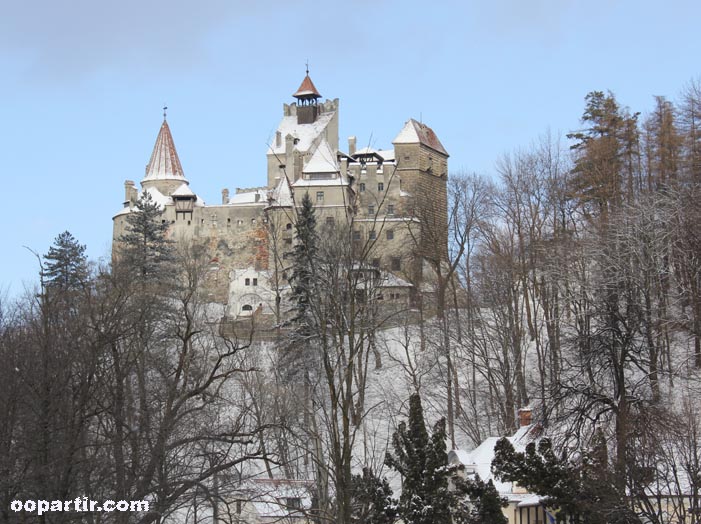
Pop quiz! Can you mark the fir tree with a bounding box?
[289,192,318,328]
[350,467,397,524]
[385,394,467,524]
[43,230,89,291]
[118,191,175,282]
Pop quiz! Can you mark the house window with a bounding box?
[245,278,250,286]
[316,191,324,203]
[326,216,335,225]
[236,500,242,514]
[359,183,366,192]
[286,223,292,230]
[368,205,375,215]
[387,204,394,215]
[252,278,258,286]
[378,182,384,191]
[286,498,301,510]
[372,258,380,268]
[353,230,361,241]
[391,257,401,271]
[369,230,376,240]
[386,229,394,240]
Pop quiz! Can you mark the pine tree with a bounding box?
[350,467,397,524]
[118,191,174,282]
[385,394,467,524]
[289,192,318,328]
[43,230,89,291]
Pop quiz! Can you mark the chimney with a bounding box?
[124,180,137,205]
[517,407,532,427]
[348,136,357,156]
[222,188,229,204]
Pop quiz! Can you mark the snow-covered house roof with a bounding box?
[393,118,449,157]
[143,120,189,183]
[448,424,539,500]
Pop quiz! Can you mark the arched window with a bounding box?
[286,223,292,230]
[242,304,253,312]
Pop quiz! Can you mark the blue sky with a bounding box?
[1,0,699,296]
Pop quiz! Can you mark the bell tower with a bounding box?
[292,67,322,124]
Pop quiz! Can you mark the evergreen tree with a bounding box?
[492,434,640,524]
[118,191,174,282]
[43,230,89,291]
[385,394,467,524]
[289,192,318,328]
[350,467,397,524]
[456,476,507,524]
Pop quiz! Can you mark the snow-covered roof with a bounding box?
[143,120,189,182]
[267,111,335,156]
[267,175,294,208]
[351,147,395,162]
[292,74,322,99]
[171,183,195,197]
[449,424,539,498]
[303,138,339,174]
[393,118,448,157]
[227,190,268,206]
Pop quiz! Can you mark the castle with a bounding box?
[113,72,448,320]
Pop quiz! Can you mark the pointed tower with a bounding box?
[293,70,322,125]
[141,116,189,197]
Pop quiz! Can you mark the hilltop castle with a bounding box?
[113,73,448,320]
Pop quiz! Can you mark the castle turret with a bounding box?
[141,116,189,196]
[293,71,322,125]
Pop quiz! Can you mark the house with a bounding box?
[231,478,315,524]
[448,408,554,524]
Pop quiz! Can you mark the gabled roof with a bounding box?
[143,120,188,182]
[392,118,449,157]
[171,183,195,197]
[303,139,339,174]
[293,74,321,99]
[267,174,294,208]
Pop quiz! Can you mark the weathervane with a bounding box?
[163,104,168,121]
[305,60,309,76]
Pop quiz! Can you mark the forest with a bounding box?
[2,80,701,524]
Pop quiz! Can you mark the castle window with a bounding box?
[387,204,395,215]
[238,219,243,226]
[353,230,361,241]
[251,218,256,224]
[285,238,292,245]
[316,191,324,203]
[372,258,380,268]
[378,182,384,191]
[201,219,205,225]
[245,278,250,286]
[359,183,366,192]
[187,220,191,225]
[252,278,258,286]
[286,223,292,230]
[325,216,335,225]
[242,304,253,312]
[391,257,401,271]
[227,218,231,226]
[162,220,166,224]
[386,229,394,240]
[369,230,376,240]
[368,205,375,215]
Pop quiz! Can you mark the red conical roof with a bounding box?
[293,74,321,100]
[143,120,187,182]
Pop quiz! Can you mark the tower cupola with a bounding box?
[293,67,322,124]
